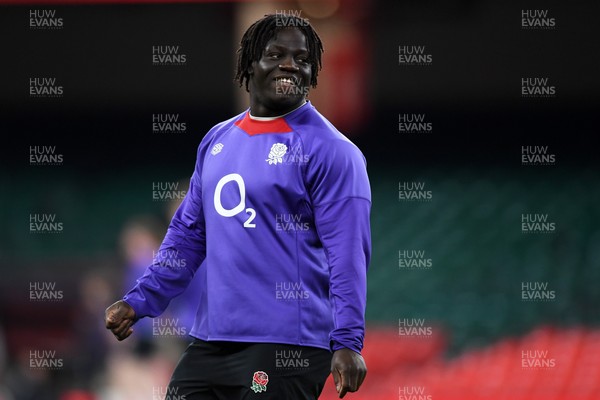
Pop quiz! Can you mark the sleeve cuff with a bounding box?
[330,336,363,354]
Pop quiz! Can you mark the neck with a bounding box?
[249,101,307,120]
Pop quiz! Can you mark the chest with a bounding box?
[201,128,310,214]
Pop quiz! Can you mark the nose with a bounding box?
[278,55,299,72]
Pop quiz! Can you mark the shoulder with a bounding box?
[287,103,365,163]
[202,111,246,143]
[196,111,246,155]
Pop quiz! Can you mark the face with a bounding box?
[248,28,312,117]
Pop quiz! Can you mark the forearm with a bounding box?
[123,226,205,319]
[314,197,371,354]
[124,178,206,319]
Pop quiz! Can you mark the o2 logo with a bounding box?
[213,173,256,228]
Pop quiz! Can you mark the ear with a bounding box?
[249,57,262,75]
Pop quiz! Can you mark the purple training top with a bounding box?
[124,101,371,354]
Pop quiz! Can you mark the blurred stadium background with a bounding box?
[1,1,599,399]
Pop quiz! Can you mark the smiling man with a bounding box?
[105,14,371,399]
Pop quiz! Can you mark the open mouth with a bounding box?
[275,77,299,86]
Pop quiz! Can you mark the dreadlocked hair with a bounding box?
[235,14,324,92]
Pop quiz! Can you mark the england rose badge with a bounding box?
[250,371,269,393]
[266,143,287,165]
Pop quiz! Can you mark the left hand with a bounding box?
[330,348,367,398]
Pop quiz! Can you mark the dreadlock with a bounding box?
[235,14,324,92]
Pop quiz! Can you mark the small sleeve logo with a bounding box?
[211,143,224,155]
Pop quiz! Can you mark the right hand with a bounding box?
[105,300,136,341]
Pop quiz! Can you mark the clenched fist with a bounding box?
[105,300,136,341]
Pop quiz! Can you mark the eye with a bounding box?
[267,52,281,59]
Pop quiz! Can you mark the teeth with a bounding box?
[278,78,295,84]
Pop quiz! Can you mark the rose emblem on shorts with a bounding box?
[251,371,269,393]
[266,143,287,165]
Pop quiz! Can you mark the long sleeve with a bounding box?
[123,144,207,320]
[307,138,372,354]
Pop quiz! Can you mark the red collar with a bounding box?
[234,112,293,136]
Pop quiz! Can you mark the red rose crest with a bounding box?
[251,371,269,393]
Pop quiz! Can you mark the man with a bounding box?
[106,13,371,399]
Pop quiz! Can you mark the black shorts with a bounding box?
[166,339,332,400]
